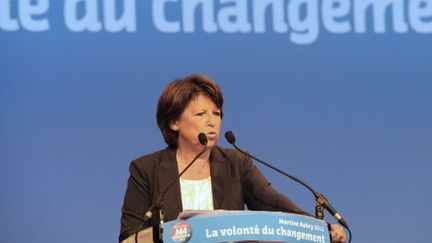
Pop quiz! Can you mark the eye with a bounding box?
[213,111,221,116]
[195,111,206,116]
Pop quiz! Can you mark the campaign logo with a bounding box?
[171,221,192,243]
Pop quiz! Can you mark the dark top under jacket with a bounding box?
[119,145,310,242]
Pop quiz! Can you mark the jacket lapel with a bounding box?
[210,147,231,210]
[157,148,183,221]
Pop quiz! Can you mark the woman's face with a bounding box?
[170,95,222,150]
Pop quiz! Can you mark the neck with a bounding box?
[176,145,211,179]
[176,138,211,159]
[176,145,210,164]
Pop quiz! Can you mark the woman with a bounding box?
[119,74,346,243]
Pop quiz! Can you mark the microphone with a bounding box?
[134,133,208,243]
[224,131,350,232]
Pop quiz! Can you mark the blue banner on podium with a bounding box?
[163,210,330,243]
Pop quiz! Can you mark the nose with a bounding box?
[206,114,216,127]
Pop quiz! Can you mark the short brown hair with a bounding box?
[156,74,224,148]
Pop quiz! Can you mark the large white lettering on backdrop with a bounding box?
[153,0,432,44]
[0,0,50,31]
[1,0,431,44]
[64,0,136,32]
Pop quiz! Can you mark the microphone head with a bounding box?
[198,133,208,146]
[224,131,236,144]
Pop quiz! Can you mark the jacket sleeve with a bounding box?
[119,160,153,242]
[240,152,312,217]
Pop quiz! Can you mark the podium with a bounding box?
[166,210,329,243]
[124,211,330,243]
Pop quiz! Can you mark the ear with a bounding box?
[170,120,179,131]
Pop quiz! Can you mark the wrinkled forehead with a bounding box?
[186,94,220,110]
[191,93,222,108]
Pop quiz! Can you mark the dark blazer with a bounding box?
[119,146,310,242]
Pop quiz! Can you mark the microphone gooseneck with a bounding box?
[134,133,208,243]
[224,130,351,243]
[225,131,318,195]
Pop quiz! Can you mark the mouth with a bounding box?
[207,132,217,139]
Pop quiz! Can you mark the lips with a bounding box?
[207,132,217,139]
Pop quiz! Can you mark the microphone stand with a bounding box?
[225,131,352,243]
[158,208,165,242]
[134,134,208,243]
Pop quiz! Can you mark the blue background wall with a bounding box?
[1,1,431,242]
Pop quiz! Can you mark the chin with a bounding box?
[206,140,217,148]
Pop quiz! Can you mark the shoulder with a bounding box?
[211,145,252,167]
[212,145,240,159]
[129,147,175,173]
[132,148,168,163]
